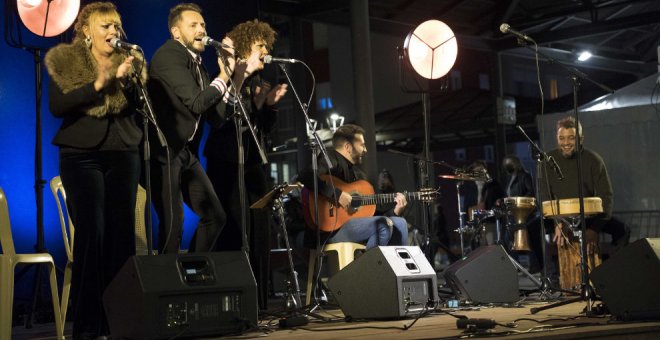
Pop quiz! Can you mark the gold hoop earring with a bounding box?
[84,36,92,48]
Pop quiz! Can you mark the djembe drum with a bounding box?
[542,197,603,291]
[503,197,536,251]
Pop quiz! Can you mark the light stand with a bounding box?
[399,19,457,261]
[6,0,79,328]
[27,46,47,330]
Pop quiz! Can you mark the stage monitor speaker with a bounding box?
[327,246,438,319]
[590,238,660,320]
[103,252,257,339]
[444,245,519,303]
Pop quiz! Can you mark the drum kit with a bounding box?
[441,172,538,254]
[440,172,605,294]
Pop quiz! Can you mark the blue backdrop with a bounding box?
[0,0,257,300]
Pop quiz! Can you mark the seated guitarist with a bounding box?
[298,124,409,248]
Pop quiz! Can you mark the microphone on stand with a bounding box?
[548,156,565,181]
[264,55,299,64]
[499,23,535,43]
[200,36,233,50]
[110,37,141,51]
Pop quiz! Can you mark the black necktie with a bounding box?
[189,55,204,141]
[194,55,205,90]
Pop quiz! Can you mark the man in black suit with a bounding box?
[148,3,261,253]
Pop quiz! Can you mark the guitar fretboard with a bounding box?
[352,192,429,206]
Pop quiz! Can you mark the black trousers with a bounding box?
[207,158,270,309]
[60,149,139,338]
[150,146,226,253]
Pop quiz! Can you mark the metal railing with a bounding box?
[611,210,660,242]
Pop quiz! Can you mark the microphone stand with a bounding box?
[218,52,269,257]
[277,62,332,318]
[513,42,613,315]
[387,149,461,260]
[129,52,168,255]
[516,125,574,298]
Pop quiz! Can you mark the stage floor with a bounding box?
[244,301,660,340]
[11,264,660,339]
[12,295,660,340]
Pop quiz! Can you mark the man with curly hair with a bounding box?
[203,19,288,309]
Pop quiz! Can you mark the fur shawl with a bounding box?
[45,40,147,118]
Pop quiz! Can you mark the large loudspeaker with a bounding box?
[103,252,257,339]
[590,238,660,320]
[327,246,438,319]
[444,245,519,303]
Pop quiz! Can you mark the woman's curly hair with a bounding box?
[73,2,121,42]
[227,19,277,58]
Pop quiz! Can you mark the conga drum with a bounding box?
[542,197,603,291]
[556,239,601,291]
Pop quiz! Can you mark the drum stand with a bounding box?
[531,216,597,314]
[455,181,469,257]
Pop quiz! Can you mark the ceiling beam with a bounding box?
[494,11,660,60]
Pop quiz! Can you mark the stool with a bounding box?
[305,242,366,306]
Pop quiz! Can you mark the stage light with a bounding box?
[17,0,80,37]
[403,20,458,79]
[326,113,344,133]
[577,51,592,62]
[306,118,318,137]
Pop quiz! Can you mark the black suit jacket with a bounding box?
[203,75,277,166]
[148,39,226,157]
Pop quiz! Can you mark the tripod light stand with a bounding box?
[7,0,79,328]
[399,19,457,260]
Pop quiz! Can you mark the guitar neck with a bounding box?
[352,192,425,206]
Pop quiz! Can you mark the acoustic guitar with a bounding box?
[302,174,437,232]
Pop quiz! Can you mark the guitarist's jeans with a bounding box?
[328,216,409,249]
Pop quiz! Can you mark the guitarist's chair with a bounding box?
[305,242,366,306]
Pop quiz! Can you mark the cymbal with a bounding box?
[17,0,80,37]
[250,183,302,209]
[438,174,488,182]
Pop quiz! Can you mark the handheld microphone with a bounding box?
[548,156,565,181]
[110,37,140,51]
[263,55,298,64]
[499,23,535,43]
[201,36,232,50]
